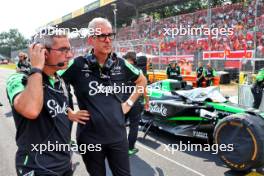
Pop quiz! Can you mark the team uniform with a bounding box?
[204,68,216,87]
[6,72,73,176]
[59,54,140,176]
[251,68,264,109]
[166,65,181,80]
[196,66,205,87]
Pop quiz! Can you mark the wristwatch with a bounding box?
[28,67,42,76]
[126,99,134,107]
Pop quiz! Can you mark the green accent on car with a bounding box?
[57,59,74,76]
[167,116,208,121]
[147,89,164,98]
[161,80,172,92]
[124,60,140,75]
[6,73,26,105]
[206,102,244,113]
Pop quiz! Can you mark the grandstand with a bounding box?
[47,0,264,72]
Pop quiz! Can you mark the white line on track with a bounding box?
[137,143,206,176]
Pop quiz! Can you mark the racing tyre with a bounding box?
[214,113,264,171]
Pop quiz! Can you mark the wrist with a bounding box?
[126,99,134,107]
[28,67,43,76]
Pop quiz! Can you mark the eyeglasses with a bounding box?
[47,47,73,55]
[93,33,116,42]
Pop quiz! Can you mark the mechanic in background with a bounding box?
[251,68,264,109]
[196,62,205,87]
[16,52,31,74]
[204,63,216,87]
[166,61,182,80]
[123,51,143,156]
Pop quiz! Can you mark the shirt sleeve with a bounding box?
[256,69,264,82]
[57,58,77,83]
[123,59,141,82]
[6,73,27,105]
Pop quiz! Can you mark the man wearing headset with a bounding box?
[6,28,89,176]
[59,17,147,176]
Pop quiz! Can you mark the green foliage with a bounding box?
[0,29,28,57]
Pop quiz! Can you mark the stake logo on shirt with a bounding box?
[47,99,68,118]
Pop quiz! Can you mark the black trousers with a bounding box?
[125,105,142,150]
[251,85,263,109]
[79,139,131,176]
[206,78,213,87]
[197,77,205,87]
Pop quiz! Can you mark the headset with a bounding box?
[84,49,117,74]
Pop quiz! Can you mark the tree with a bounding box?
[0,29,28,57]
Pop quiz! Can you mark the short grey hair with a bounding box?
[87,17,112,37]
[31,26,68,48]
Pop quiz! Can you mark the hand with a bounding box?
[67,108,90,125]
[29,43,46,70]
[121,102,131,114]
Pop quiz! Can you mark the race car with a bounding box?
[142,79,264,171]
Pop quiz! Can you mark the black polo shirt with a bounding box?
[59,55,140,144]
[196,67,204,77]
[6,72,72,175]
[17,60,31,73]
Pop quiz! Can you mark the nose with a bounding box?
[104,36,111,43]
[66,50,74,59]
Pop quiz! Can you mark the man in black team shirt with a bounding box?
[16,52,31,74]
[59,17,147,176]
[6,28,89,176]
[123,51,144,156]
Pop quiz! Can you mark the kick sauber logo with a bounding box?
[149,102,168,117]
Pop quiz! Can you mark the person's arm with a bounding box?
[12,44,45,119]
[121,60,147,114]
[58,58,90,123]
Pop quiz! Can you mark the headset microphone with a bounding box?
[45,62,65,67]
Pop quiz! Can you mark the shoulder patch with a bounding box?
[6,73,26,105]
[124,59,140,75]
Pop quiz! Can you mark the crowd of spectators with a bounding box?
[115,1,264,57]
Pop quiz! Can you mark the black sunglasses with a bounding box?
[93,33,116,41]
